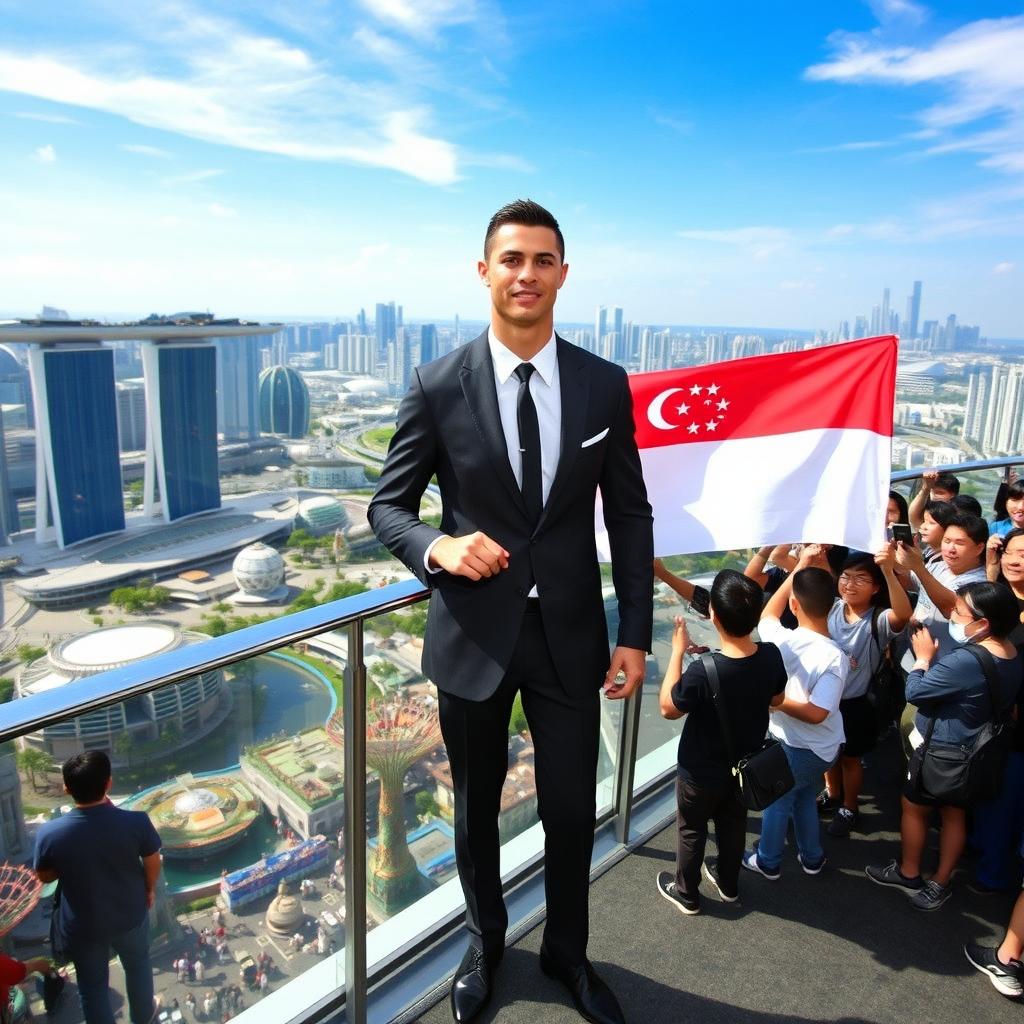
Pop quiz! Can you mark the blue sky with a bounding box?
[1,0,1022,336]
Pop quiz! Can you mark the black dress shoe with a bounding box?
[539,945,625,1024]
[450,946,496,1022]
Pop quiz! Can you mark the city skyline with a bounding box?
[1,2,1022,335]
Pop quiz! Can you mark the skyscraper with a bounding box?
[375,302,397,367]
[28,345,125,547]
[115,380,147,452]
[905,281,922,340]
[142,342,221,522]
[215,334,263,441]
[420,324,438,366]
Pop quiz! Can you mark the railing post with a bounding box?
[612,683,643,845]
[343,618,367,1024]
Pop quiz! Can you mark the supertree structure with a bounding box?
[328,698,441,914]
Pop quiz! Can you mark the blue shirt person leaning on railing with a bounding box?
[33,751,162,1024]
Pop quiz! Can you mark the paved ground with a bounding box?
[416,732,1024,1024]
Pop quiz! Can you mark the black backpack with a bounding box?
[866,607,903,736]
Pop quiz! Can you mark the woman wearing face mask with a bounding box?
[969,529,1024,895]
[866,581,1023,911]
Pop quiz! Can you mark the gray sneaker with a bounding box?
[865,859,924,894]
[910,879,951,911]
[964,942,1024,998]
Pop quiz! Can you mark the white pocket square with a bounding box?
[581,428,610,448]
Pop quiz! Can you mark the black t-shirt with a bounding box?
[671,643,788,785]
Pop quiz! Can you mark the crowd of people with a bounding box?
[655,468,1024,1002]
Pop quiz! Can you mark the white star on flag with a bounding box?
[717,399,729,411]
[676,402,689,415]
[705,420,718,431]
[687,423,699,434]
[689,384,702,396]
[707,384,720,395]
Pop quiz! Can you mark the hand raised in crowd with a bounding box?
[874,542,897,574]
[670,614,689,657]
[922,469,939,490]
[894,536,924,572]
[909,621,939,664]
[429,532,510,580]
[796,543,829,571]
[987,534,1004,568]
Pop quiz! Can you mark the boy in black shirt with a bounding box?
[657,569,787,913]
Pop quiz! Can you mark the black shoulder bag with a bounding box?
[47,881,70,967]
[702,653,795,811]
[910,645,1014,806]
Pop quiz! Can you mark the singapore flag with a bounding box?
[596,335,898,558]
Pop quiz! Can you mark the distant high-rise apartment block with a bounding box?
[337,335,376,375]
[39,305,69,321]
[115,380,147,452]
[905,281,922,339]
[258,365,310,439]
[705,334,727,364]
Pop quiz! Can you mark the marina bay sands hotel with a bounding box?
[0,319,276,549]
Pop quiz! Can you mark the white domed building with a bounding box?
[231,542,289,605]
[19,624,227,764]
[297,495,347,535]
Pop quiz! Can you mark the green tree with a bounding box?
[114,730,134,767]
[415,790,440,820]
[16,644,46,664]
[0,678,14,704]
[17,748,52,791]
[508,694,529,736]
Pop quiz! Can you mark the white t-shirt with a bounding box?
[900,560,987,671]
[759,617,848,763]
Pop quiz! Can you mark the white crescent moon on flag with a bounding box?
[647,387,686,431]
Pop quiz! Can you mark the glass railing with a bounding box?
[0,456,1019,1024]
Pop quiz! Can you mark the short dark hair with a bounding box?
[710,569,764,637]
[923,499,956,528]
[951,494,982,517]
[959,581,1021,639]
[840,552,888,606]
[994,479,1024,520]
[947,511,988,546]
[62,750,111,804]
[484,199,564,262]
[825,545,849,578]
[792,566,836,618]
[888,489,909,524]
[932,472,960,495]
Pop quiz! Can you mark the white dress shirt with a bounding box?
[424,329,562,592]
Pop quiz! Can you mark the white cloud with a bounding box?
[207,202,236,218]
[806,16,1024,177]
[866,0,928,25]
[356,0,479,39]
[15,111,79,124]
[993,261,1015,274]
[677,226,792,260]
[0,5,464,186]
[805,139,894,153]
[120,143,171,158]
[33,144,55,162]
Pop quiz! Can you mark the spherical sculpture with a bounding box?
[232,542,287,598]
[258,365,310,439]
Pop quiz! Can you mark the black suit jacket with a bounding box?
[368,331,654,701]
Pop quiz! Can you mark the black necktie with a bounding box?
[514,362,543,525]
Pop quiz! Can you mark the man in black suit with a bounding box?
[368,199,653,1024]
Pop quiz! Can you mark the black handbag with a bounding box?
[702,653,795,811]
[909,645,1013,806]
[47,882,70,967]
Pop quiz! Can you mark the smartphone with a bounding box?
[891,522,914,546]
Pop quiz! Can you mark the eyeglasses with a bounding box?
[838,574,873,587]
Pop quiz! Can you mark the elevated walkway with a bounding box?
[416,735,1021,1023]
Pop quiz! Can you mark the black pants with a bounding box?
[674,775,747,898]
[437,607,600,967]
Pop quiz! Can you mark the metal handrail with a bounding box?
[0,577,428,742]
[890,454,1021,484]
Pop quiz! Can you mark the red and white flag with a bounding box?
[597,335,898,557]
